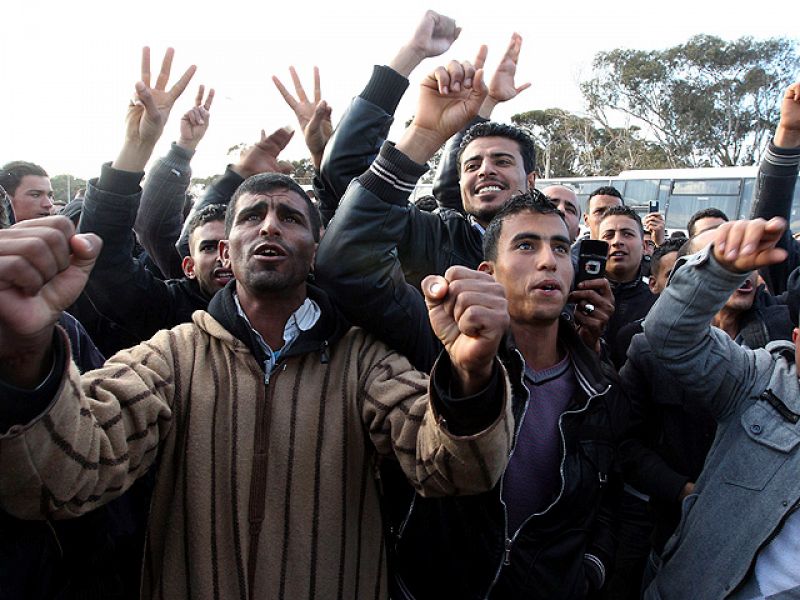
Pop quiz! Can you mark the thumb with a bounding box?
[468,69,487,109]
[135,81,159,119]
[422,274,448,308]
[69,233,102,272]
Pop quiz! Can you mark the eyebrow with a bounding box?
[509,231,571,246]
[602,227,638,236]
[237,200,307,223]
[463,151,517,164]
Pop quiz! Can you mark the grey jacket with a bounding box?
[642,247,800,600]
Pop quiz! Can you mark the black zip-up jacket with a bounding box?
[750,141,800,295]
[316,139,627,598]
[74,163,211,355]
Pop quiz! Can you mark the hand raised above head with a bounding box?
[178,85,215,152]
[116,47,196,172]
[235,127,296,179]
[712,217,787,273]
[396,51,488,164]
[775,81,800,148]
[478,33,530,119]
[272,67,332,168]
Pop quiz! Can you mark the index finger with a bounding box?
[313,66,321,104]
[204,88,215,110]
[141,46,151,88]
[473,45,488,71]
[443,264,494,283]
[168,64,197,102]
[504,32,523,63]
[289,66,308,103]
[194,85,205,107]
[272,75,298,109]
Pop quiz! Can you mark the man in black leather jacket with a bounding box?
[315,51,626,599]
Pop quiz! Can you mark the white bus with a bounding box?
[535,166,800,234]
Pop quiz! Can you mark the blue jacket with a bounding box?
[642,247,800,599]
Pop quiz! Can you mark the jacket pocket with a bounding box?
[723,402,800,490]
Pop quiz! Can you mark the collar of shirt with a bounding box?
[233,293,321,373]
[469,215,486,237]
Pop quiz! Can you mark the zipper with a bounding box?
[486,348,532,593]
[485,354,610,597]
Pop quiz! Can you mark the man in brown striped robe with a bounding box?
[0,131,514,600]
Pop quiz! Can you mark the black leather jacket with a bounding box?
[316,140,627,598]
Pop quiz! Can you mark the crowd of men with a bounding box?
[1,11,800,600]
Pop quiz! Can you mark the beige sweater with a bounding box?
[0,310,512,599]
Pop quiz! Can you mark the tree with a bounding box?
[511,108,671,177]
[581,35,799,168]
[51,174,88,203]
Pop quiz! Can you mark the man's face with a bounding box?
[9,175,54,222]
[721,271,758,314]
[480,211,573,325]
[542,185,580,243]
[643,232,656,257]
[220,189,317,296]
[459,136,533,227]
[585,194,622,239]
[600,215,645,283]
[691,216,727,237]
[183,220,232,297]
[648,251,678,295]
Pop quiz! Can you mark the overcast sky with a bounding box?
[3,0,798,180]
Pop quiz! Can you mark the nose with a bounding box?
[259,211,282,237]
[477,158,496,178]
[537,246,558,271]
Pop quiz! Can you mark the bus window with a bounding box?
[666,195,739,230]
[620,179,659,209]
[672,179,741,196]
[666,179,742,230]
[739,178,755,220]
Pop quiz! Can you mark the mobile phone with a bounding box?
[575,240,608,285]
[649,200,659,213]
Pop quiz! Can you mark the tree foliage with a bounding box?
[511,109,670,177]
[581,35,799,168]
[50,174,88,203]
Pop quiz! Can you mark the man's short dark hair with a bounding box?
[483,190,564,262]
[587,186,624,208]
[599,205,644,236]
[457,122,536,175]
[686,207,729,238]
[0,161,49,196]
[650,238,684,279]
[186,204,227,246]
[225,173,321,242]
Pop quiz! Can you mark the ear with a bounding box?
[182,255,196,279]
[648,276,658,294]
[526,172,536,190]
[219,240,231,269]
[478,260,494,275]
[793,328,798,345]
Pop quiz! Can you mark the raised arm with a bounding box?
[316,56,487,370]
[751,81,800,294]
[318,10,460,223]
[136,85,215,278]
[78,47,197,344]
[643,218,788,421]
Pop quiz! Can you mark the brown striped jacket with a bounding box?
[0,307,512,599]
